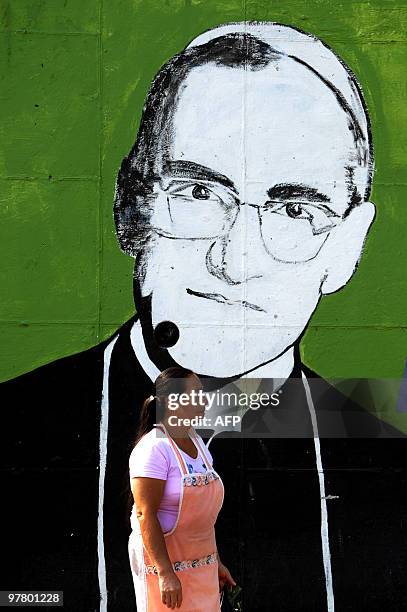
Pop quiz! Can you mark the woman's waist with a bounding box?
[143,550,218,575]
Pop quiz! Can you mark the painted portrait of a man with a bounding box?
[1,6,406,612]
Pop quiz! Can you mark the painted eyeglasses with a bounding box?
[149,178,344,263]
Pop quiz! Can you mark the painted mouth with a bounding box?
[186,288,266,312]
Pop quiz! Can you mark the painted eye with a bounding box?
[265,200,338,235]
[282,202,333,232]
[192,184,211,200]
[286,202,304,218]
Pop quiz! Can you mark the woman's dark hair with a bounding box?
[127,366,196,516]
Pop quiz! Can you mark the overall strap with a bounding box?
[154,423,189,476]
[190,429,213,470]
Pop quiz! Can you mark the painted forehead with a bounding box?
[161,60,355,197]
[162,57,359,160]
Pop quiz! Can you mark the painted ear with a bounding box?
[321,201,376,295]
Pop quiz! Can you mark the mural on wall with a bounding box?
[1,18,406,612]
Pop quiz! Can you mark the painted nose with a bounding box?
[205,204,264,285]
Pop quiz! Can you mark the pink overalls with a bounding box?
[128,423,225,611]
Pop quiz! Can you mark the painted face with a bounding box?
[138,58,362,376]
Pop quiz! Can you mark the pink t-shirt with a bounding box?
[129,427,213,533]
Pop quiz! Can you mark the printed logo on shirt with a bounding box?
[187,462,206,474]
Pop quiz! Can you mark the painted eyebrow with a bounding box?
[164,160,237,193]
[267,183,331,203]
[163,165,334,210]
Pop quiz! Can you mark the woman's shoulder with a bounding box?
[129,428,173,478]
[130,428,172,459]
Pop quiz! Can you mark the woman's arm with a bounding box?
[131,476,182,609]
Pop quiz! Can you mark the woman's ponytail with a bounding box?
[134,395,158,446]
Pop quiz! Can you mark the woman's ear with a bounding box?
[321,201,376,295]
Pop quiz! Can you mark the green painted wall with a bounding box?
[1,0,406,383]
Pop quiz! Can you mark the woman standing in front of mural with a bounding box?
[128,366,236,610]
